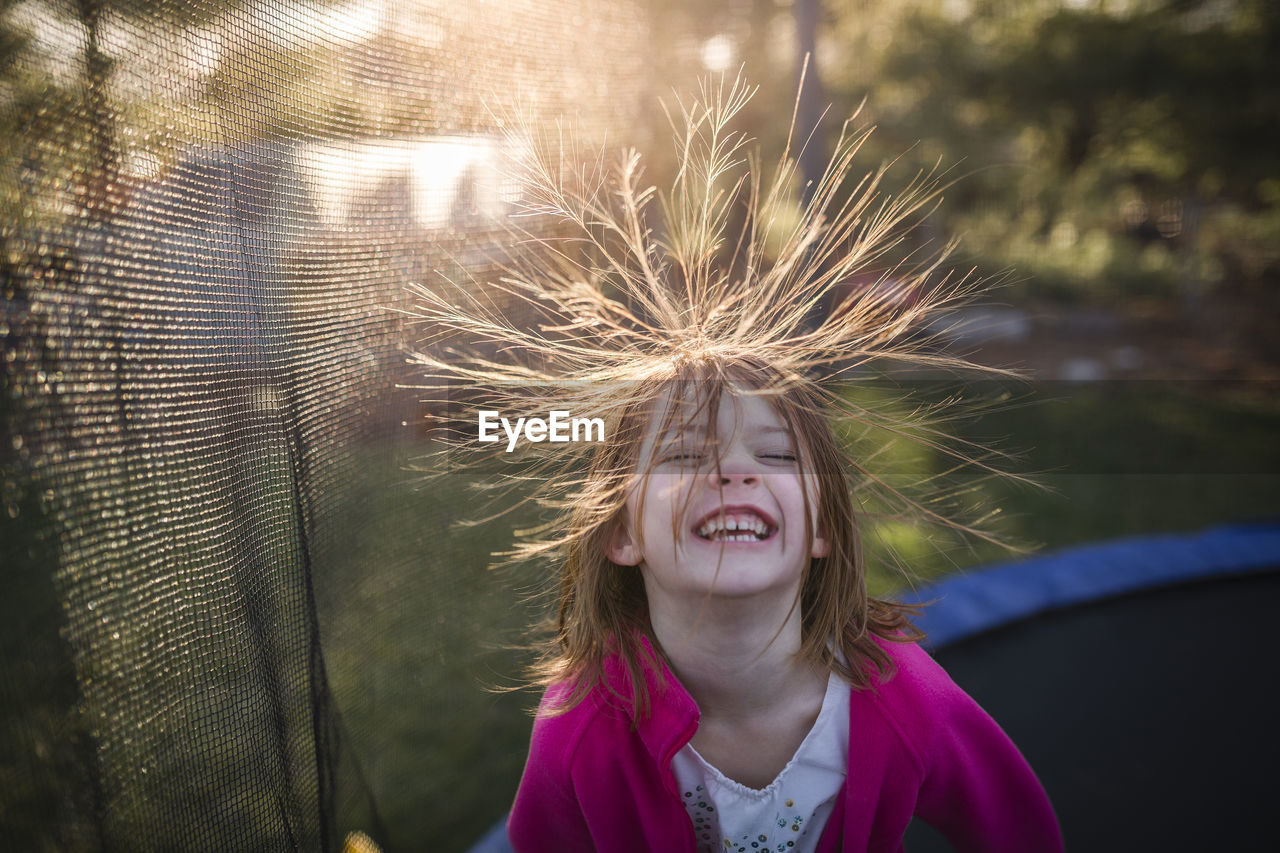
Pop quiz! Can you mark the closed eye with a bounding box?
[758,451,797,463]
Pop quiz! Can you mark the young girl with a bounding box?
[503,358,1061,853]
[409,77,1062,853]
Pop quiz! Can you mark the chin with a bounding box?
[686,565,804,600]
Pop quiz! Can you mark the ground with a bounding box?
[954,298,1280,384]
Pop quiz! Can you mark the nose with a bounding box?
[706,448,759,488]
[711,469,758,487]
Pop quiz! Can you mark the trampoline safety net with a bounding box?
[1,1,662,850]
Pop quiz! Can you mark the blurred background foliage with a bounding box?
[873,1,1278,341]
[5,0,1278,321]
[643,0,1280,354]
[830,0,1279,330]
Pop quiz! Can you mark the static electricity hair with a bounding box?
[407,74,1021,717]
[535,351,923,718]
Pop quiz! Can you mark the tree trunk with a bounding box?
[794,0,826,205]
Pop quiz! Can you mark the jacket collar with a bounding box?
[602,634,700,787]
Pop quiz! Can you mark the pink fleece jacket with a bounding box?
[508,638,1063,853]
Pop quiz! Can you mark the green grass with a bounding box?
[942,380,1280,549]
[839,379,1280,592]
[314,451,547,851]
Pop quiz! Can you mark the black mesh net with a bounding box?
[2,2,654,850]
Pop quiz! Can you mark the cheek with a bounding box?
[648,473,692,517]
[637,478,696,556]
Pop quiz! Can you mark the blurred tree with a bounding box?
[822,0,1279,350]
[638,0,833,168]
[1,0,80,231]
[2,0,255,232]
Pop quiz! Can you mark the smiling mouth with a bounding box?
[694,509,777,543]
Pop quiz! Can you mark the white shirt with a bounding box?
[671,673,850,853]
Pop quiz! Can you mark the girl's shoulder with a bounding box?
[528,681,606,754]
[869,635,962,702]
[521,678,628,796]
[531,676,621,737]
[856,637,980,759]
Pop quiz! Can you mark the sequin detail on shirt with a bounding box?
[671,674,850,853]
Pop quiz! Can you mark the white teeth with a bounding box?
[696,512,771,540]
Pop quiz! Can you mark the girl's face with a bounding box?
[607,389,829,604]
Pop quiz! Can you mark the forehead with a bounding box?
[644,385,791,442]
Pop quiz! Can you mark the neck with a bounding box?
[645,584,824,721]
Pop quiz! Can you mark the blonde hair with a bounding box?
[535,351,922,717]
[406,75,1020,716]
